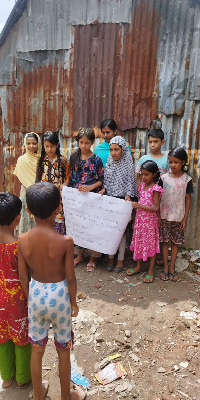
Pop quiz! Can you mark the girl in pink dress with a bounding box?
[127,161,163,283]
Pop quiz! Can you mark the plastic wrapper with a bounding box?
[95,362,127,385]
[71,368,91,389]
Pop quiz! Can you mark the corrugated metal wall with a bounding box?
[0,0,199,247]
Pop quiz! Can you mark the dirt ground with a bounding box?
[1,248,200,400]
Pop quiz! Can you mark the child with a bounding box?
[126,161,163,283]
[136,128,169,266]
[14,132,41,234]
[100,136,138,272]
[0,192,31,389]
[18,182,86,400]
[69,127,104,271]
[36,131,69,235]
[159,147,193,282]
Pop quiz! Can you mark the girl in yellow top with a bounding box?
[14,132,41,234]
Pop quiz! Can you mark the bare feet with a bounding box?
[70,386,86,400]
[3,378,14,389]
[74,254,84,267]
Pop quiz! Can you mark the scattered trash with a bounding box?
[109,354,121,360]
[77,291,87,299]
[176,389,189,398]
[114,322,126,327]
[180,311,197,319]
[126,282,142,287]
[173,365,180,371]
[129,352,139,362]
[158,367,166,373]
[95,357,110,371]
[179,361,189,368]
[119,297,124,302]
[125,330,131,338]
[95,362,127,385]
[156,302,168,307]
[71,368,91,390]
[189,250,200,257]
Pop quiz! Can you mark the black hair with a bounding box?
[100,119,117,132]
[148,129,164,141]
[70,127,95,171]
[26,132,38,142]
[26,182,60,220]
[168,147,188,172]
[37,131,65,182]
[141,160,160,182]
[0,192,22,226]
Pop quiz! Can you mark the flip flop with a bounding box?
[160,270,169,281]
[86,263,96,272]
[143,274,154,283]
[114,265,124,272]
[29,380,49,400]
[126,268,141,276]
[71,385,87,399]
[169,272,178,282]
[2,378,14,389]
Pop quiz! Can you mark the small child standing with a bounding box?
[0,193,31,389]
[159,147,193,282]
[100,136,138,272]
[18,182,85,400]
[69,127,104,271]
[127,161,163,283]
[36,131,69,235]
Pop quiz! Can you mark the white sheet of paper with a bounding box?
[62,187,132,254]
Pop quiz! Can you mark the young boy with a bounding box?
[0,192,31,389]
[136,128,169,177]
[18,182,86,400]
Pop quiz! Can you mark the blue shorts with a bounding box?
[28,278,73,349]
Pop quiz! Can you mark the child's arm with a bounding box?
[18,240,29,299]
[64,236,79,317]
[180,193,191,230]
[132,191,160,212]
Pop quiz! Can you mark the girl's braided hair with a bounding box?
[69,127,95,171]
[141,160,160,182]
[37,131,65,183]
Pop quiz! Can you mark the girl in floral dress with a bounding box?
[126,161,163,283]
[36,131,69,235]
[69,128,104,271]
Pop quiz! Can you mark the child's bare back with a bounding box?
[18,224,73,284]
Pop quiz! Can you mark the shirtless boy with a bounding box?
[18,182,86,400]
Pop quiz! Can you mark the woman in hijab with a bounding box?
[99,136,138,272]
[14,132,41,234]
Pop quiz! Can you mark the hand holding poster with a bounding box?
[62,187,132,254]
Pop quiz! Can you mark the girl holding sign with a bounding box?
[100,136,138,272]
[69,128,104,271]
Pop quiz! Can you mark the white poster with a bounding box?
[62,187,132,254]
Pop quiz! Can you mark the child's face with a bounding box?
[79,136,93,153]
[141,168,156,185]
[101,126,116,143]
[44,140,58,158]
[148,136,164,153]
[110,144,122,160]
[168,156,184,173]
[26,137,38,153]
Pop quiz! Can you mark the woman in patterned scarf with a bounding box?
[100,136,138,272]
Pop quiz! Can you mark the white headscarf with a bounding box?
[104,136,138,198]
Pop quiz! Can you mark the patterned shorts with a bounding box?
[159,219,185,244]
[28,278,72,349]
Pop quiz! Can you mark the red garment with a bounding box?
[0,242,29,346]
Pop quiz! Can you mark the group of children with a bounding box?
[0,120,193,399]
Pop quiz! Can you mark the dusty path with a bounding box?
[1,251,200,400]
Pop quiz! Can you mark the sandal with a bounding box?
[16,381,30,389]
[160,270,169,281]
[114,265,124,273]
[169,272,178,282]
[126,268,141,276]
[71,385,87,399]
[86,262,96,272]
[143,274,154,283]
[156,258,164,266]
[2,378,14,389]
[106,263,115,272]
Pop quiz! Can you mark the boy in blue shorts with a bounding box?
[18,182,86,400]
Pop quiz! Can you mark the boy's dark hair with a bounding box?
[148,129,164,141]
[0,192,22,226]
[26,182,60,219]
[141,160,160,182]
[168,147,188,172]
[70,127,95,172]
[100,119,117,132]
